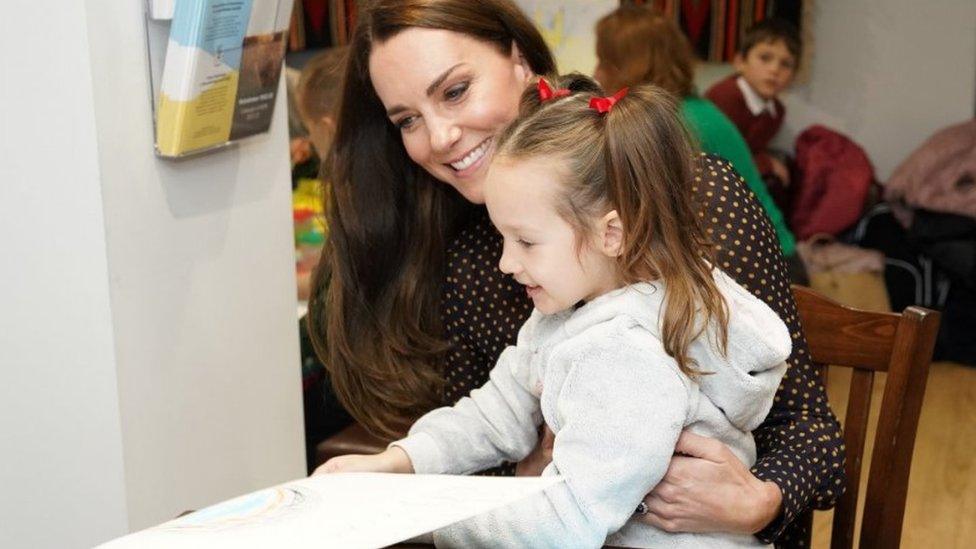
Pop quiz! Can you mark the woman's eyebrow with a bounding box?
[425,63,464,97]
[385,63,465,118]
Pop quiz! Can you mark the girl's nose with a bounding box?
[498,244,519,275]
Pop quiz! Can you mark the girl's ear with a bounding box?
[599,210,624,257]
[510,42,534,84]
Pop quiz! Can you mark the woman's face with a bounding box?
[369,28,533,204]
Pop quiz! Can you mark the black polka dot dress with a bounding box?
[440,154,845,547]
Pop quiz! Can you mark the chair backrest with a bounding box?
[791,285,940,549]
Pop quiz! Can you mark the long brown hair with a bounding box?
[595,6,695,97]
[495,74,728,376]
[307,0,556,439]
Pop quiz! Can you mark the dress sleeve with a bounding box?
[693,154,846,546]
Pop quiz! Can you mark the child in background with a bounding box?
[317,75,791,548]
[706,19,800,211]
[293,47,352,474]
[295,47,347,162]
[293,46,347,301]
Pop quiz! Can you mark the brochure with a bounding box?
[155,0,292,157]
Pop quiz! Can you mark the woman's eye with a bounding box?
[396,116,418,130]
[445,82,469,102]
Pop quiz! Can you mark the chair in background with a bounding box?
[315,422,388,466]
[792,285,940,549]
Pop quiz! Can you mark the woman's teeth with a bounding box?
[450,139,490,171]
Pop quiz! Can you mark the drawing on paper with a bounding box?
[158,485,312,532]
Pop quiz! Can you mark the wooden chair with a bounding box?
[792,285,940,549]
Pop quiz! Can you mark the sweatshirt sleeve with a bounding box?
[432,335,690,549]
[392,341,543,476]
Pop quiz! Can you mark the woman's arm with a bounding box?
[644,155,845,545]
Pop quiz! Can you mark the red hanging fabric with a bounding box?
[681,0,711,46]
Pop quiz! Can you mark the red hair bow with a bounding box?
[589,87,629,114]
[537,78,571,102]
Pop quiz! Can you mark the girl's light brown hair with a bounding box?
[307,0,556,439]
[495,74,728,376]
[595,6,695,97]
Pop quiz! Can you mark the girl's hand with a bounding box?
[639,431,782,534]
[313,447,415,475]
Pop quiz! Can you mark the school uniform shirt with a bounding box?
[396,273,791,548]
[705,75,785,177]
[440,154,846,548]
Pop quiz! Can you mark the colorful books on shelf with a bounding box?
[155,0,293,158]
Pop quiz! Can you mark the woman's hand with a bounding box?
[639,431,782,534]
[515,426,555,476]
[313,447,415,475]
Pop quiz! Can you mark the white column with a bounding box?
[0,2,306,547]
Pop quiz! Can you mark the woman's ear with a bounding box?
[599,210,624,257]
[510,42,534,84]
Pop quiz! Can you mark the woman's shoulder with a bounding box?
[693,152,747,191]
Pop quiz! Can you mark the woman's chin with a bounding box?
[439,171,486,204]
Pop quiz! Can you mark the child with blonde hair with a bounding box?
[318,74,791,548]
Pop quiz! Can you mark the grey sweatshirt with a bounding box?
[393,269,791,548]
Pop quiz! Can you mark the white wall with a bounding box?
[775,0,976,180]
[0,2,130,547]
[0,1,306,547]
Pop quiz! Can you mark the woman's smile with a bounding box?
[448,137,492,175]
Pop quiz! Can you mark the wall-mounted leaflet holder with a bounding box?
[145,0,294,159]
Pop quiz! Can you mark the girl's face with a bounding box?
[369,28,533,204]
[485,156,621,315]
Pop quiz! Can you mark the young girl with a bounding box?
[317,75,791,548]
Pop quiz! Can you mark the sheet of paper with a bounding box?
[97,473,564,549]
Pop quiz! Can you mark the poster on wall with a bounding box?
[152,0,294,158]
[514,0,618,76]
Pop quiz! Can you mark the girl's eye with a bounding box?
[517,238,534,248]
[445,82,469,102]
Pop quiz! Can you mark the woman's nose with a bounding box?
[428,114,462,155]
